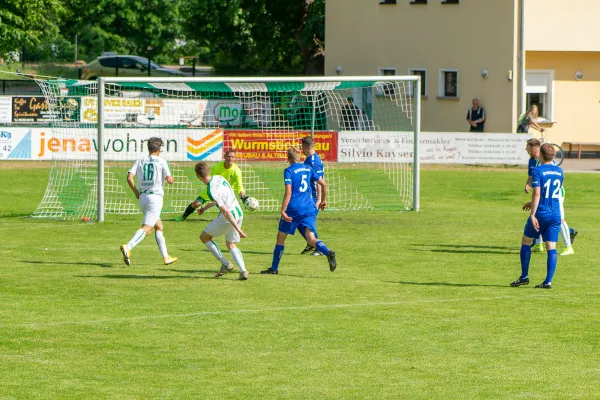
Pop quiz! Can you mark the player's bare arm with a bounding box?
[530,186,541,230]
[280,185,293,222]
[316,177,327,210]
[126,172,140,199]
[197,201,216,215]
[166,175,174,185]
[525,176,532,194]
[219,205,246,238]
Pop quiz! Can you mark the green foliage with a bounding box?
[0,0,64,58]
[60,0,184,62]
[183,0,325,75]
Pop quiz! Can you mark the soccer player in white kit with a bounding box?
[194,162,248,280]
[120,137,178,266]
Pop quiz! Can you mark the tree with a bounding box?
[60,0,184,63]
[183,0,324,75]
[0,0,64,59]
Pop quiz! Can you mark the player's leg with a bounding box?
[304,227,337,272]
[120,193,152,265]
[511,217,536,286]
[558,195,574,255]
[301,205,318,255]
[224,217,248,280]
[536,219,560,289]
[201,215,232,271]
[262,216,298,274]
[176,198,203,221]
[154,219,178,265]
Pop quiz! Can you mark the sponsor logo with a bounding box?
[187,130,223,160]
[0,131,11,139]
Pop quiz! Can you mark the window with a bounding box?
[438,69,459,98]
[526,70,554,121]
[379,0,397,3]
[409,69,427,97]
[411,0,427,4]
[99,57,118,68]
[120,57,138,69]
[442,0,459,3]
[377,68,397,96]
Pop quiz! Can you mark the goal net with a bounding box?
[32,77,420,221]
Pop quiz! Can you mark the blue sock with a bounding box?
[271,244,284,271]
[315,241,330,256]
[545,249,558,284]
[520,244,531,279]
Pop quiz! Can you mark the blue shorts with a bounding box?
[279,211,318,236]
[524,214,561,243]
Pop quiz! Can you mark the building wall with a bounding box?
[325,0,518,133]
[525,0,600,52]
[527,51,600,149]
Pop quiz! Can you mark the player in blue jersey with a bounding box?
[512,144,563,289]
[261,147,337,274]
[524,139,577,255]
[299,136,326,256]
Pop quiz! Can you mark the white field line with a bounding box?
[2,293,597,329]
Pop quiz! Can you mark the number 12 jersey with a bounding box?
[531,163,564,218]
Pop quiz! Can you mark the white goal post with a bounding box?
[34,75,421,221]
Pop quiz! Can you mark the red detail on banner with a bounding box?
[223,130,338,162]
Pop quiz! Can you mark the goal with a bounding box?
[32,76,421,221]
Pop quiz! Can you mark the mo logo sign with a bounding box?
[215,103,243,126]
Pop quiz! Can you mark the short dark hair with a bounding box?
[224,149,237,157]
[347,96,353,102]
[540,143,555,162]
[527,139,541,148]
[301,136,314,149]
[194,162,210,178]
[147,137,163,153]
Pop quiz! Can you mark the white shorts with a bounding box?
[139,193,163,226]
[559,193,565,220]
[204,213,243,243]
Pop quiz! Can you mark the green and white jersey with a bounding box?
[128,155,171,196]
[207,175,244,219]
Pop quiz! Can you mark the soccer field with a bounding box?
[1,164,599,399]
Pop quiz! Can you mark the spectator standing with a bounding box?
[466,98,485,132]
[341,96,360,130]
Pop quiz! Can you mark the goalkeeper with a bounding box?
[176,149,247,221]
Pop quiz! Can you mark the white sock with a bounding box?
[127,229,146,250]
[205,240,229,265]
[229,247,246,272]
[155,231,169,258]
[560,221,572,248]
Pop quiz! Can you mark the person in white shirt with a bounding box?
[120,137,178,266]
[195,161,248,280]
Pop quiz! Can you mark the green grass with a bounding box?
[1,165,600,399]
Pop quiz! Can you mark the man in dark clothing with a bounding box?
[341,97,360,130]
[466,98,485,132]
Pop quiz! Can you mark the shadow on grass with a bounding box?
[387,280,507,288]
[415,244,517,250]
[21,260,113,268]
[177,248,272,255]
[159,268,217,274]
[410,244,518,255]
[74,274,213,280]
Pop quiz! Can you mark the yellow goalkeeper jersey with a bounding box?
[197,161,244,203]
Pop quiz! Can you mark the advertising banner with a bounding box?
[12,96,81,122]
[0,96,11,123]
[0,127,222,162]
[338,132,531,165]
[224,130,338,161]
[80,97,271,128]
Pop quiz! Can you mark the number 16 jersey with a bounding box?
[128,155,172,196]
[284,162,319,218]
[531,163,563,218]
